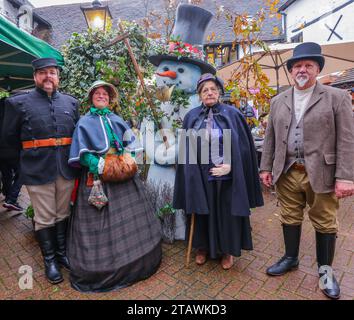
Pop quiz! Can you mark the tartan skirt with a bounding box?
[67,170,162,293]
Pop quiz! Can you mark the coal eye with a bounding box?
[163,66,169,71]
[177,68,184,73]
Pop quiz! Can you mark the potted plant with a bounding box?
[157,203,176,244]
[24,204,35,229]
[144,180,177,244]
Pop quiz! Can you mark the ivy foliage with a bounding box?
[60,21,157,124]
[0,91,9,99]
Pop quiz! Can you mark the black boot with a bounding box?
[316,232,340,299]
[266,224,301,276]
[36,227,63,284]
[55,218,70,271]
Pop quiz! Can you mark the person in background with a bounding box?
[251,112,269,167]
[0,97,23,211]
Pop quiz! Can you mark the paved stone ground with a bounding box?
[0,187,353,300]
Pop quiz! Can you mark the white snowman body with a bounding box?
[144,60,202,240]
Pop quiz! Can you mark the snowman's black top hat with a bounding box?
[149,4,216,75]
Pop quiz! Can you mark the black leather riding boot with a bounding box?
[266,224,301,276]
[316,231,340,299]
[36,227,63,284]
[55,218,70,271]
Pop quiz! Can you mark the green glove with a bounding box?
[80,153,99,175]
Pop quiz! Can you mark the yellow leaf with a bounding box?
[148,33,161,39]
[272,26,280,36]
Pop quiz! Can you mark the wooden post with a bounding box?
[107,21,170,149]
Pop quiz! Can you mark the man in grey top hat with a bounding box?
[2,57,80,284]
[260,42,354,299]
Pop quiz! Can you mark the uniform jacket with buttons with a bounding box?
[260,82,354,193]
[2,87,80,185]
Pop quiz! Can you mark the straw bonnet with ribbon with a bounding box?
[148,4,216,75]
[286,42,325,72]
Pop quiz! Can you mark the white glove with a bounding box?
[97,157,105,175]
[209,164,231,177]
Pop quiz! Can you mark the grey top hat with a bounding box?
[286,42,325,72]
[171,4,213,45]
[149,4,216,75]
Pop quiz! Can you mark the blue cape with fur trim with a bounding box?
[68,112,141,167]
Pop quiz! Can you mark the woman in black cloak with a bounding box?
[173,73,264,269]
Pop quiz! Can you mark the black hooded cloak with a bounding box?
[173,103,264,217]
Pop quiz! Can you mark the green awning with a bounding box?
[0,15,64,92]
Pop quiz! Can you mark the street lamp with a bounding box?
[81,0,112,31]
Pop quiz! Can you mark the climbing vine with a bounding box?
[60,20,156,125]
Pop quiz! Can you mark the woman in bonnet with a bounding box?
[67,80,161,292]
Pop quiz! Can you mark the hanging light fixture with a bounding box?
[81,0,112,31]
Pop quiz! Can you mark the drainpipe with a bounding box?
[279,11,287,42]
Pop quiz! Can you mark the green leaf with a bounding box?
[24,205,34,219]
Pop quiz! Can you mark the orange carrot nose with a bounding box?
[156,70,177,79]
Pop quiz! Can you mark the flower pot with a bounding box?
[161,213,175,244]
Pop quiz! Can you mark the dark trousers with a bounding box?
[0,158,22,203]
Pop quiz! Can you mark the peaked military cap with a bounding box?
[32,58,61,71]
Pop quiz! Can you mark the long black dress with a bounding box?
[186,178,253,258]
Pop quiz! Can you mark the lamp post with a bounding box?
[81,0,112,31]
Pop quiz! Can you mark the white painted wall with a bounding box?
[0,0,16,20]
[18,5,33,33]
[238,44,263,59]
[283,0,354,43]
[0,1,32,33]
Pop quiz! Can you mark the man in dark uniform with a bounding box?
[2,58,80,284]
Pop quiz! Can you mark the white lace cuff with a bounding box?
[98,157,105,175]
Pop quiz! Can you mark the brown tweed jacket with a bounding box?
[260,82,354,193]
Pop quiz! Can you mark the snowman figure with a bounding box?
[143,4,216,241]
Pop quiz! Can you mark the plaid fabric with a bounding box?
[67,171,162,291]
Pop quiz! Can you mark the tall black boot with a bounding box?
[266,224,301,276]
[36,227,63,284]
[55,218,70,271]
[316,231,340,299]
